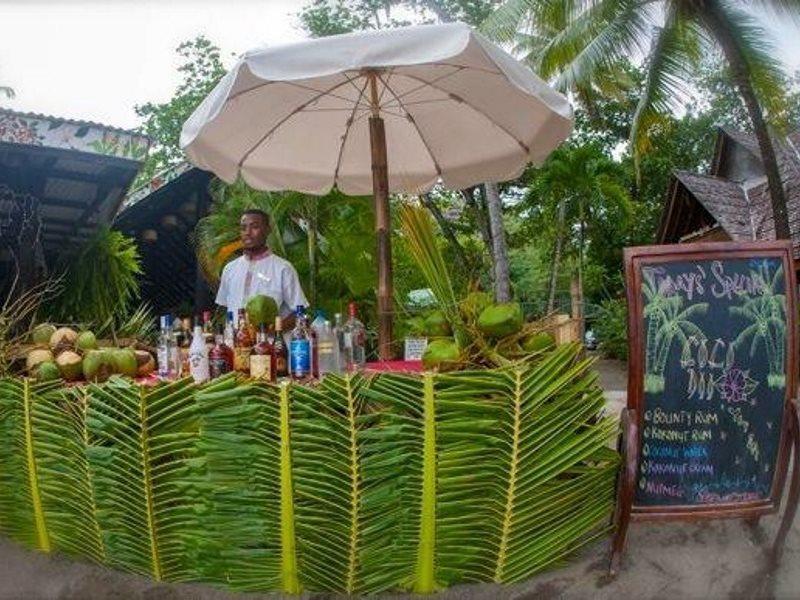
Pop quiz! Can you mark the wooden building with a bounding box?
[657,127,800,256]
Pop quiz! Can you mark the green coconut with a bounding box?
[404,316,427,337]
[460,291,493,323]
[83,350,113,383]
[76,331,98,352]
[521,332,556,353]
[35,361,61,382]
[50,327,78,355]
[32,323,56,346]
[110,348,138,377]
[423,310,452,337]
[477,303,523,338]
[26,348,54,373]
[55,351,83,381]
[246,294,279,327]
[422,338,461,370]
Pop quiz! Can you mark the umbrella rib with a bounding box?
[237,77,361,170]
[397,72,530,154]
[333,76,371,188]
[229,77,363,108]
[382,66,466,106]
[376,72,443,178]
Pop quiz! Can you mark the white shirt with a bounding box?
[215,251,308,318]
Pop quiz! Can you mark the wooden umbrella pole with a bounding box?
[368,71,393,361]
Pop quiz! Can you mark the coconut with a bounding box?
[134,350,156,377]
[422,338,461,371]
[423,310,451,338]
[35,361,61,382]
[82,350,113,383]
[50,327,78,355]
[32,324,56,346]
[26,349,54,373]
[246,294,279,327]
[110,348,138,377]
[55,351,83,381]
[521,332,556,353]
[477,303,523,338]
[76,331,98,353]
[459,291,493,323]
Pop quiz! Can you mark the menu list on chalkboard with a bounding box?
[636,257,787,507]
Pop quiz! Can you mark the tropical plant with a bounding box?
[43,227,142,326]
[730,261,786,388]
[0,349,617,594]
[594,297,628,361]
[483,0,797,240]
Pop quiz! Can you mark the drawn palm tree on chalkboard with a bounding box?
[730,263,786,389]
[642,275,708,393]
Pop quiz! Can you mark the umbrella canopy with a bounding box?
[181,22,573,358]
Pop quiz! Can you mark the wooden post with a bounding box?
[368,72,393,361]
[609,407,638,576]
[771,398,800,565]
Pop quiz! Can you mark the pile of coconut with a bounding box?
[26,325,155,383]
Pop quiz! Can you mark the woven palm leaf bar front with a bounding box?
[0,343,617,595]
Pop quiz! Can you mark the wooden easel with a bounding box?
[609,241,800,576]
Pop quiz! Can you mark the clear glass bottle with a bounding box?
[234,308,253,374]
[188,317,210,383]
[343,302,366,371]
[171,315,182,377]
[157,314,174,379]
[250,324,273,381]
[316,320,338,377]
[273,316,289,379]
[333,312,345,373]
[223,310,235,349]
[290,305,311,381]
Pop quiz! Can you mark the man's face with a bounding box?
[240,213,269,250]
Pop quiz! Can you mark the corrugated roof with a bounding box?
[0,107,143,138]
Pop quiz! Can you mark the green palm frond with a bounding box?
[192,375,285,591]
[85,376,199,581]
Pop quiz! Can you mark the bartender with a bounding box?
[215,209,307,329]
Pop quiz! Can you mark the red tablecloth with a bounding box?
[365,360,423,373]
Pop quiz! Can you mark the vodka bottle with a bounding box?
[316,320,338,377]
[290,305,311,381]
[188,318,210,383]
[343,302,366,371]
[171,315,182,377]
[157,315,174,379]
[332,313,345,373]
[310,310,326,378]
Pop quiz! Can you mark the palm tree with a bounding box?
[524,143,630,326]
[484,1,796,239]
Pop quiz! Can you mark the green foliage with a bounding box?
[134,36,226,186]
[44,228,142,326]
[0,352,617,594]
[594,298,628,361]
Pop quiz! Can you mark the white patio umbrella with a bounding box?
[181,22,573,359]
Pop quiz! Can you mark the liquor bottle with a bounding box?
[157,315,174,379]
[273,316,289,378]
[234,308,253,374]
[202,310,214,348]
[171,315,183,377]
[209,326,233,379]
[250,324,273,381]
[310,310,326,378]
[223,311,235,349]
[343,302,366,371]
[316,320,338,377]
[188,317,210,383]
[180,317,192,377]
[333,312,345,373]
[290,305,311,381]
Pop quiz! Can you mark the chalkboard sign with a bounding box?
[610,241,800,574]
[625,242,797,516]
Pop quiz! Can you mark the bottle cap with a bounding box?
[295,305,306,315]
[160,315,170,329]
[227,311,234,322]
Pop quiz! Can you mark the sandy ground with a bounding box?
[1,359,798,600]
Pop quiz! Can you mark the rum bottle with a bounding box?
[273,316,289,378]
[234,308,253,374]
[250,324,273,381]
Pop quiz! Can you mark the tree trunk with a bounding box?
[576,199,585,339]
[484,182,511,303]
[461,187,493,256]
[700,1,790,239]
[420,193,469,267]
[547,198,567,313]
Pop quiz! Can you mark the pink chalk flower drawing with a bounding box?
[715,368,758,404]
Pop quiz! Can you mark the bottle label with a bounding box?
[250,354,271,380]
[275,352,287,376]
[290,340,310,376]
[209,356,229,379]
[189,351,209,383]
[234,347,251,372]
[157,347,170,377]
